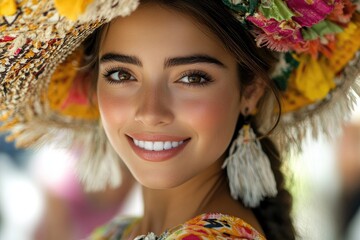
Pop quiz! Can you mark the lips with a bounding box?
[126,134,190,162]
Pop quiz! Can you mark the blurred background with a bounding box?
[1,103,360,240]
[0,140,142,240]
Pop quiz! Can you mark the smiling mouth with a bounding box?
[132,139,186,151]
[126,134,191,161]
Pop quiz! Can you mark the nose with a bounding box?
[134,83,174,127]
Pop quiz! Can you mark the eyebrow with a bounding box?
[164,55,226,68]
[100,53,142,66]
[100,53,226,68]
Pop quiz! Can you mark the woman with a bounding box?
[91,1,290,238]
[1,0,359,239]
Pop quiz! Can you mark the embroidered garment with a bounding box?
[89,213,265,239]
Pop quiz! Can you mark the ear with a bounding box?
[240,79,266,115]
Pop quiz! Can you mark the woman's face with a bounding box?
[97,3,242,189]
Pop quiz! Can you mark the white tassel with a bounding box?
[222,125,277,207]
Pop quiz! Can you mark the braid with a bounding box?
[253,136,296,240]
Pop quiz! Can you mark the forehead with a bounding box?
[100,3,230,59]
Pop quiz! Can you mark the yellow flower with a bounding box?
[292,55,335,101]
[0,0,17,16]
[281,89,312,113]
[54,0,95,21]
[329,19,360,73]
[47,48,99,120]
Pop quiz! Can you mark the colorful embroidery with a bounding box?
[89,213,265,240]
[89,216,140,240]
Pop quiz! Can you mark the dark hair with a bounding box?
[84,1,296,239]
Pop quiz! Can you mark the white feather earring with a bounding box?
[222,116,277,208]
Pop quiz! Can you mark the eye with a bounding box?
[182,75,206,84]
[177,71,213,87]
[111,71,134,81]
[103,68,136,84]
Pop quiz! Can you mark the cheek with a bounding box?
[177,88,240,150]
[183,98,232,129]
[97,85,133,135]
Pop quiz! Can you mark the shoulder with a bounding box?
[87,215,140,240]
[163,213,266,240]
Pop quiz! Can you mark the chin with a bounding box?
[135,171,192,190]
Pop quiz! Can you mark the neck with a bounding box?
[137,159,226,236]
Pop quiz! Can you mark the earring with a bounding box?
[222,115,277,207]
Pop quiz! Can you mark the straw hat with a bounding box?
[1,0,359,190]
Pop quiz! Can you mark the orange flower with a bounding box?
[327,0,357,25]
[293,35,336,59]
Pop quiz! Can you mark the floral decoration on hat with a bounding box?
[223,0,360,106]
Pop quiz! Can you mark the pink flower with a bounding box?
[286,0,336,27]
[247,13,303,51]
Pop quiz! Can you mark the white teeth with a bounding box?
[144,141,153,150]
[153,141,163,151]
[133,139,185,151]
[164,141,172,150]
